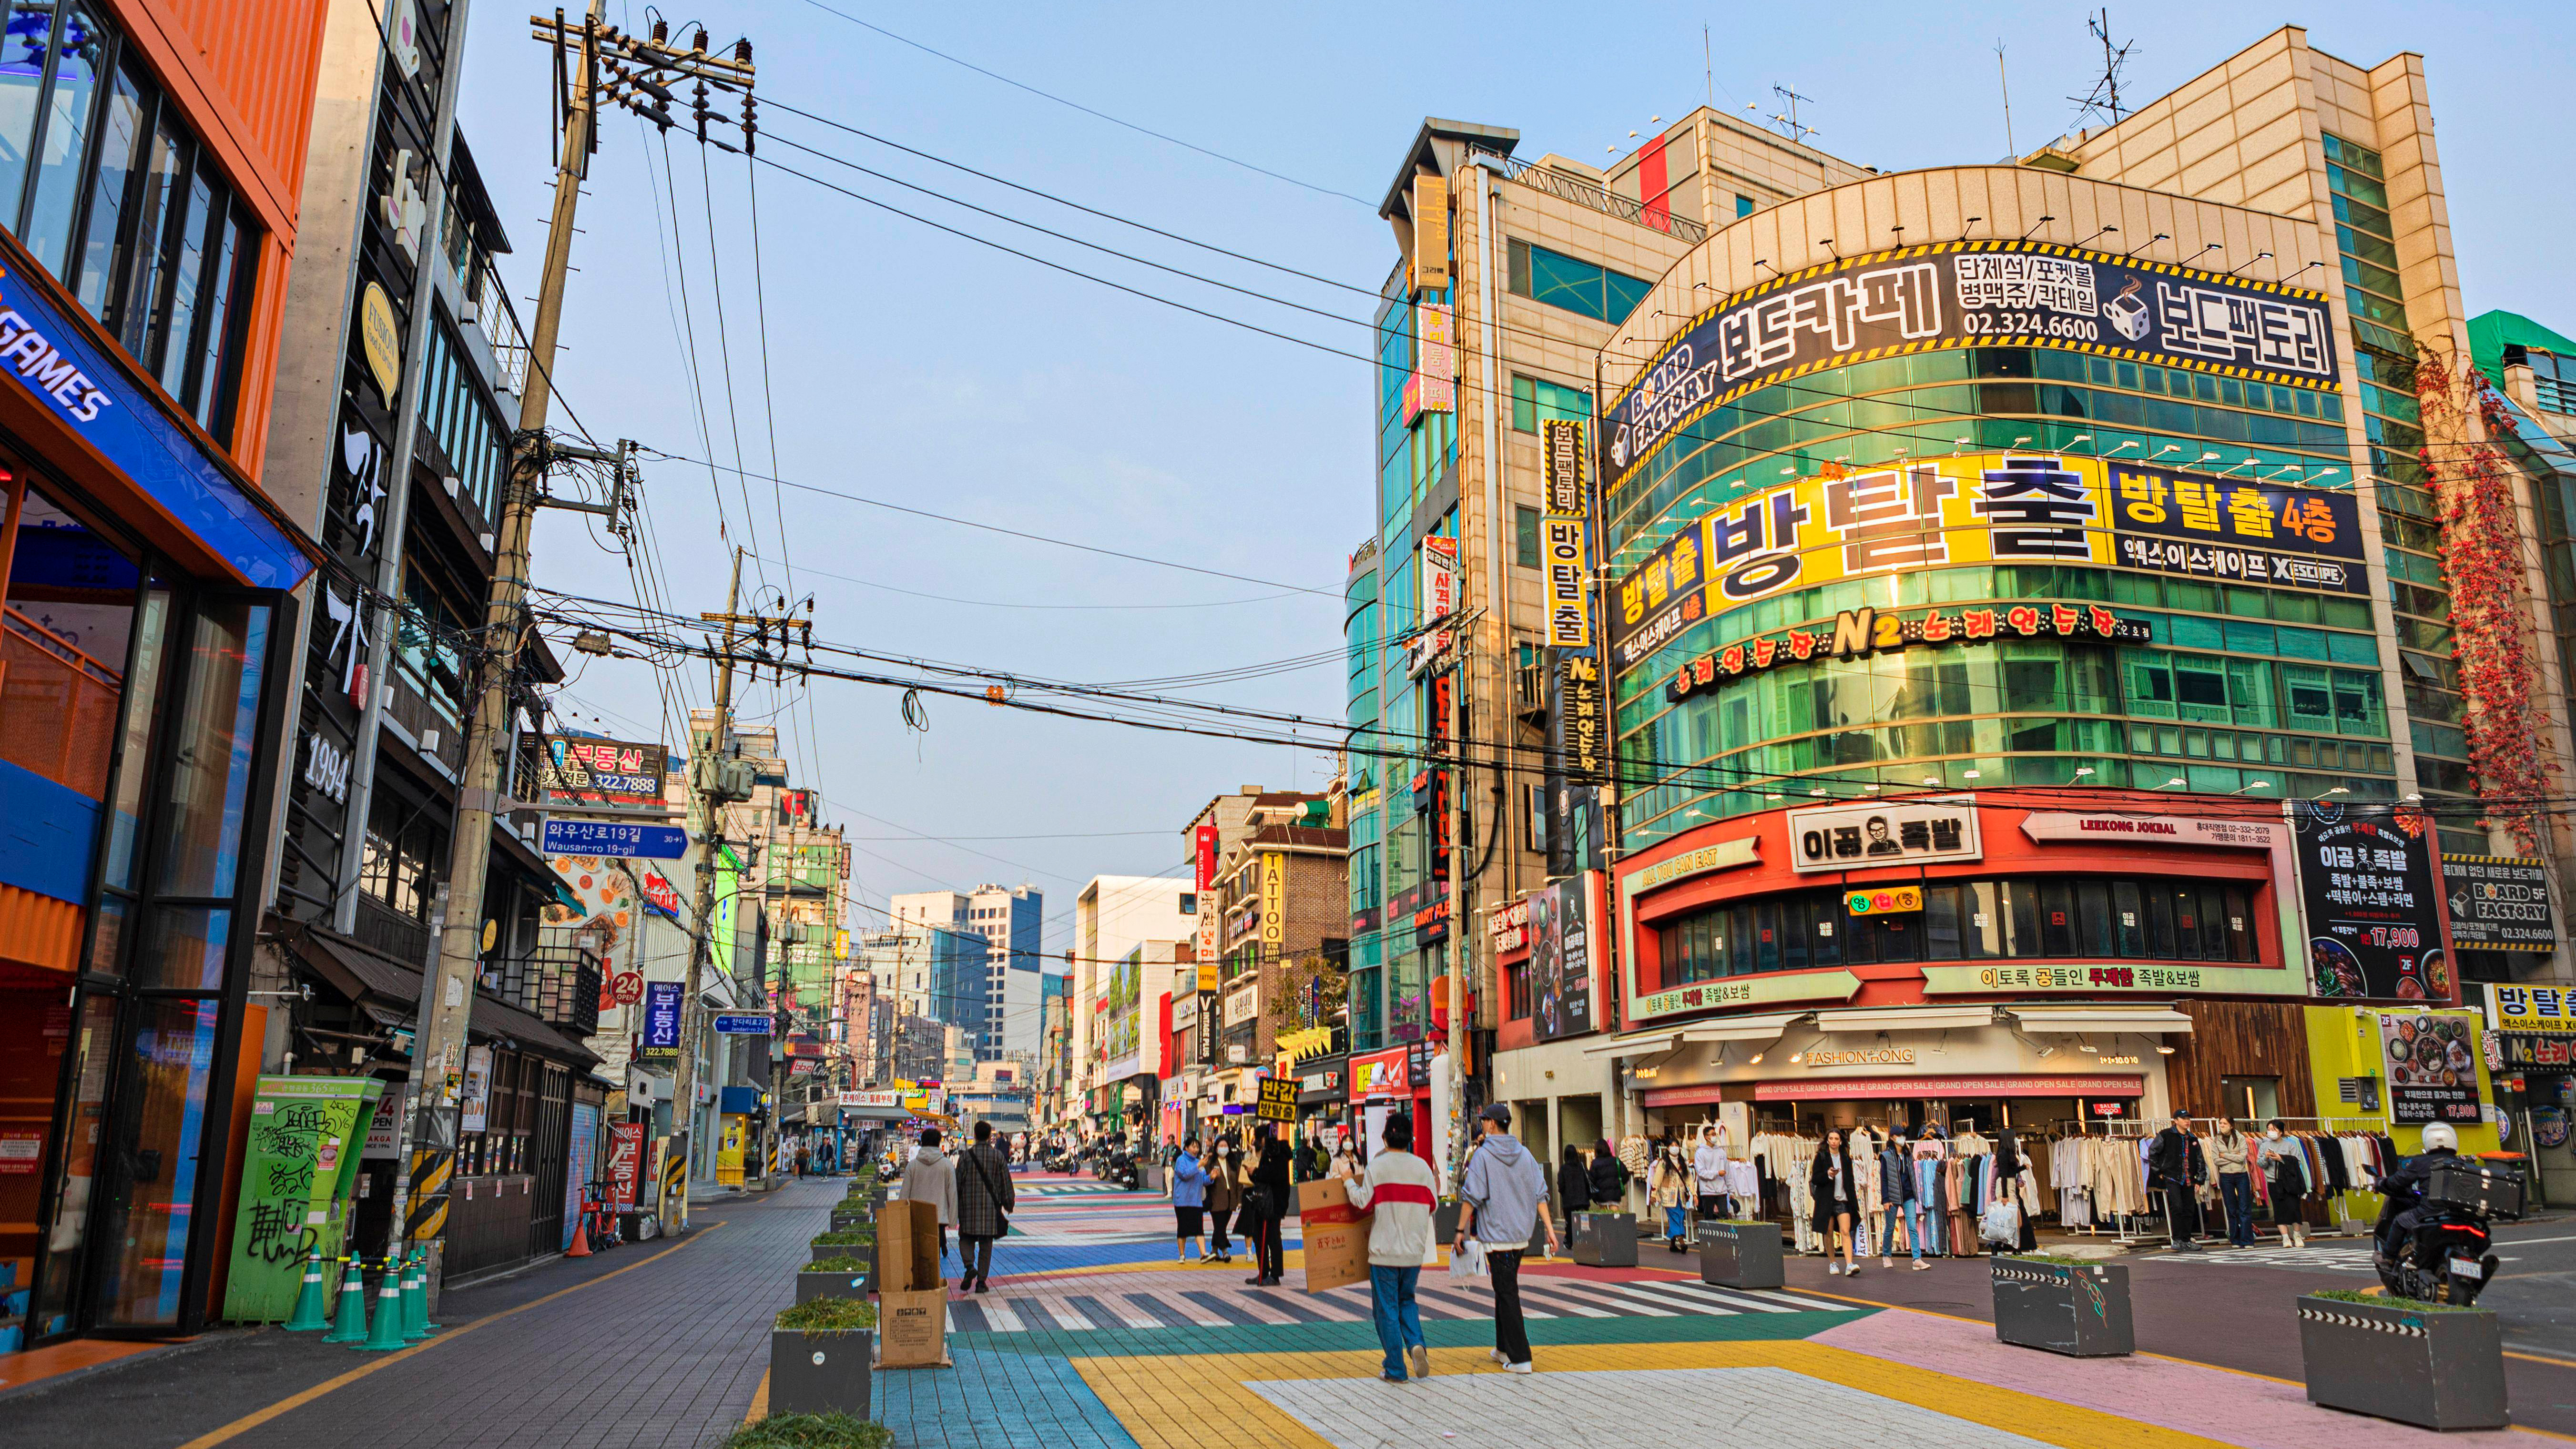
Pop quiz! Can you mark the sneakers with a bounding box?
[1490,1348,1509,1366]
[1911,1260,1931,1271]
[1881,1257,1893,1269]
[1828,1262,1843,1276]
[1380,1373,1408,1384]
[1504,1361,1534,1375]
[1409,1344,1430,1379]
[1845,1264,1862,1277]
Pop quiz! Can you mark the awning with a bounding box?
[1681,1011,1807,1044]
[2010,1005,2196,1034]
[1584,1028,1684,1058]
[1814,1005,1999,1034]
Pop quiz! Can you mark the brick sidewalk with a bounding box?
[2,1176,839,1449]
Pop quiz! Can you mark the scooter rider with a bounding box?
[2375,1120,2462,1261]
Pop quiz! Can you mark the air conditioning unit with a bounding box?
[420,728,442,752]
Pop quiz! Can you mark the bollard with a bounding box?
[281,1247,330,1331]
[321,1258,369,1344]
[354,1259,409,1351]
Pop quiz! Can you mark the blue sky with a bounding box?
[456,2,2571,952]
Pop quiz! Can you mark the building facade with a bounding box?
[1069,873,1195,1116]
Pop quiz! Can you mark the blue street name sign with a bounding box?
[713,1014,771,1035]
[540,818,689,859]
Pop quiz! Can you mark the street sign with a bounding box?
[713,1013,770,1035]
[1256,1078,1297,1123]
[540,818,689,859]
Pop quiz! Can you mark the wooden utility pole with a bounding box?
[388,4,754,1280]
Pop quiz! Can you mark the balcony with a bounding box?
[1493,154,1708,245]
[482,944,603,1037]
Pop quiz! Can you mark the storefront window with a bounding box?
[153,596,266,899]
[1653,871,2262,987]
[19,0,104,278]
[90,994,218,1327]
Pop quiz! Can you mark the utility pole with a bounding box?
[388,3,755,1281]
[669,548,812,1227]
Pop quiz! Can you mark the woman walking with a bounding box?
[2209,1115,2258,1247]
[1205,1132,1243,1263]
[1171,1136,1210,1262]
[1242,1124,1291,1286]
[1877,1127,1915,1267]
[1811,1127,1862,1276]
[2259,1120,2311,1247]
[1557,1143,1591,1219]
[1648,1139,1691,1252]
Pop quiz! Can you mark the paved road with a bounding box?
[1766,1221,2576,1434]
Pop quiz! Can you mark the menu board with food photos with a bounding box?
[2377,1012,2483,1125]
[2295,802,2450,1002]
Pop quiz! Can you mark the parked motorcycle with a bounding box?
[2371,1123,2523,1307]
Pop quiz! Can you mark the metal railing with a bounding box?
[482,944,603,1037]
[1493,155,1708,245]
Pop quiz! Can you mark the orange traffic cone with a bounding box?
[566,1217,592,1258]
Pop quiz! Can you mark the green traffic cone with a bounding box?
[354,1259,408,1351]
[281,1247,330,1331]
[321,1257,368,1343]
[400,1250,437,1338]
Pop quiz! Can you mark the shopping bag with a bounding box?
[1446,1237,1488,1281]
[1296,1178,1372,1294]
[1979,1199,2022,1247]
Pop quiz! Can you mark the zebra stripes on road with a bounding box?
[941,1275,1855,1334]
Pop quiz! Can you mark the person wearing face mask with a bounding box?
[2257,1119,2311,1247]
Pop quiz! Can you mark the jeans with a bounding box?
[2219,1173,2256,1246]
[1487,1248,1531,1366]
[1369,1265,1424,1378]
[1883,1202,1912,1259]
[1906,1198,1940,1257]
[961,1234,995,1283]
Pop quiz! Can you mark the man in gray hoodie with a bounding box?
[1455,1103,1558,1374]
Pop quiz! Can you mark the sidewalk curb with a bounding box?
[0,1327,257,1404]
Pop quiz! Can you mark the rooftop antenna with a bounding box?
[1997,41,2016,156]
[1769,84,1819,142]
[1704,26,1713,110]
[2069,9,2134,129]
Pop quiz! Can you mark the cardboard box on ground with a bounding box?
[877,1199,948,1368]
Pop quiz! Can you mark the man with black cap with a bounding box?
[2148,1110,2209,1252]
[1456,1103,1558,1374]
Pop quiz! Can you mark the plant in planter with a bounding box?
[769,1298,876,1420]
[2298,1289,2507,1430]
[1990,1254,2132,1357]
[811,1228,876,1267]
[1569,1206,1639,1267]
[799,1254,875,1304]
[721,1412,891,1449]
[1695,1219,1784,1289]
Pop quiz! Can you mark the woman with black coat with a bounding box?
[1586,1138,1630,1213]
[1558,1144,1591,1218]
[1242,1124,1292,1286]
[1875,1128,1915,1267]
[1809,1127,1863,1276]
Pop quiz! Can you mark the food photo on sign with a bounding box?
[2293,801,2448,1001]
[2377,1013,2482,1125]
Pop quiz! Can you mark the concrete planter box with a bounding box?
[1570,1212,1638,1267]
[1991,1258,2133,1357]
[812,1240,876,1276]
[797,1267,874,1303]
[1140,1163,1165,1193]
[1697,1221,1784,1289]
[830,1208,872,1233]
[2298,1295,2508,1430]
[769,1328,871,1419]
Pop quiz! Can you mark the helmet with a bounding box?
[2421,1122,2459,1153]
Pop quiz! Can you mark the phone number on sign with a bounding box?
[1962,311,2101,341]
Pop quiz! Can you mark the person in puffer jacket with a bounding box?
[1877,1127,1916,1267]
[1345,1112,1438,1382]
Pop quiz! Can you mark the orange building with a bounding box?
[0,0,329,1354]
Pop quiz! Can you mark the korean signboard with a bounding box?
[1529,872,1598,1042]
[1787,796,1981,874]
[1601,240,2340,485]
[641,980,684,1060]
[1260,851,1286,950]
[2443,855,2556,952]
[1488,897,1530,952]
[1257,1078,1299,1123]
[1618,453,2362,681]
[1669,600,2148,703]
[2377,1011,2482,1125]
[1403,301,1455,420]
[529,735,669,811]
[2295,802,2448,1002]
[1420,534,1457,625]
[1542,516,1591,647]
[1542,418,1589,515]
[1552,652,1605,780]
[606,1122,645,1211]
[541,819,688,860]
[2488,984,2576,1071]
[1194,823,1219,889]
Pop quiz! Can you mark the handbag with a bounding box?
[967,1147,1011,1235]
[1447,1236,1488,1281]
[1978,1198,2021,1247]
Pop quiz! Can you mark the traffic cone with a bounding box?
[410,1250,441,1335]
[281,1247,330,1331]
[354,1259,408,1350]
[321,1257,369,1344]
[566,1216,592,1258]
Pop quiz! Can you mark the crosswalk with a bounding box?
[943,1275,1854,1335]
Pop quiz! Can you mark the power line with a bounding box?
[733,548,1306,612]
[787,0,1373,206]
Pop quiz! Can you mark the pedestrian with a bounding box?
[2148,1111,2209,1252]
[1647,1139,1690,1252]
[1456,1103,1556,1375]
[2208,1115,2257,1247]
[1330,1135,1363,1181]
[1205,1131,1242,1264]
[2258,1120,2311,1247]
[1691,1123,1729,1220]
[1877,1126,1915,1268]
[1345,1111,1437,1383]
[1172,1135,1210,1262]
[795,1134,811,1179]
[1811,1127,1863,1276]
[1586,1137,1629,1213]
[902,1127,959,1271]
[1556,1143,1590,1218]
[952,1120,1015,1294]
[1242,1123,1291,1286]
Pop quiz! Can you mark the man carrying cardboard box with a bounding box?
[1344,1112,1438,1383]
